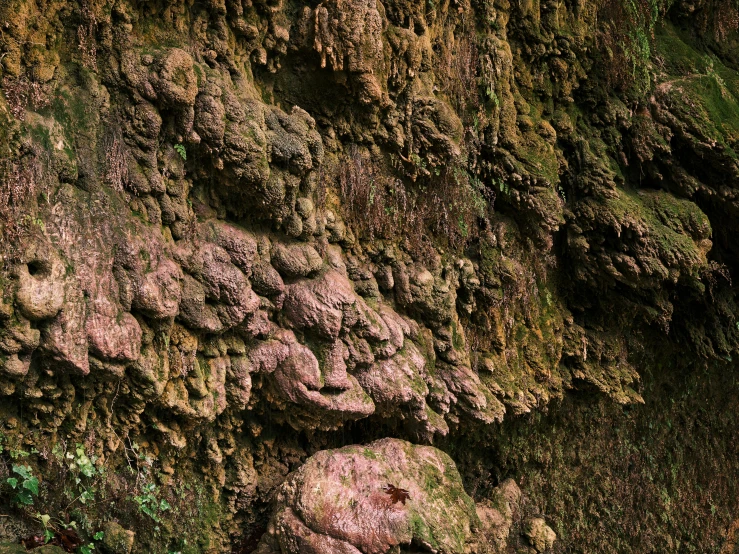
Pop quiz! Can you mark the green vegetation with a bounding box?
[0,426,226,553]
[339,147,491,259]
[134,483,172,524]
[599,0,673,95]
[174,143,187,161]
[622,0,662,91]
[6,464,39,507]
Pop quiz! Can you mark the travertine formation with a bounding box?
[1,0,739,550]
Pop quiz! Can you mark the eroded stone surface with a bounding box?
[1,0,738,550]
[524,518,557,553]
[256,438,480,554]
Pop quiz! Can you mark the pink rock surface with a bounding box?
[249,329,374,426]
[257,438,479,554]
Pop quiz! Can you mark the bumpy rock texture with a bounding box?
[256,439,481,554]
[256,438,531,554]
[1,0,739,551]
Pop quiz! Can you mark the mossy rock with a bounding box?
[655,24,739,157]
[258,438,479,553]
[100,521,135,554]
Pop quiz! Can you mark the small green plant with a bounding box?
[496,178,510,196]
[485,85,500,108]
[557,185,567,202]
[704,56,730,98]
[174,143,187,161]
[368,180,376,206]
[410,152,425,170]
[6,464,39,506]
[35,512,98,551]
[134,482,171,523]
[603,0,668,95]
[2,442,108,552]
[544,289,554,307]
[457,215,469,238]
[466,175,488,218]
[36,513,71,543]
[65,443,100,505]
[69,443,98,478]
[38,513,55,543]
[22,214,45,231]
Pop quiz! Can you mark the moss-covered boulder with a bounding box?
[256,438,480,554]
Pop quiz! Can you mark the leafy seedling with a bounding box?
[174,143,187,161]
[6,464,39,506]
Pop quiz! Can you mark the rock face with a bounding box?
[1,0,739,551]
